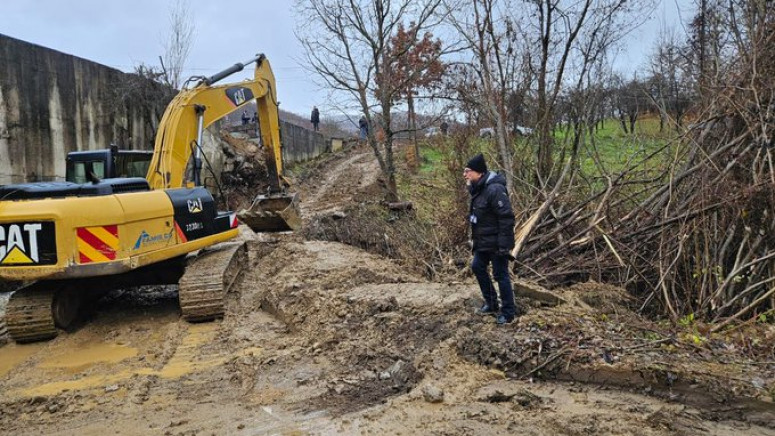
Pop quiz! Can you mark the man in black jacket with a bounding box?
[464,153,519,324]
[311,106,320,132]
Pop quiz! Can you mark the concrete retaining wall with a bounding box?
[230,120,330,164]
[0,34,162,184]
[280,121,328,163]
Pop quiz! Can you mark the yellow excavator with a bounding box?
[0,54,300,343]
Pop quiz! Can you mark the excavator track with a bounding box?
[0,292,9,343]
[5,287,58,343]
[179,242,247,322]
[0,318,7,344]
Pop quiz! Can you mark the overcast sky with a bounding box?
[1,0,694,117]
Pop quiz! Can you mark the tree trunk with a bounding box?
[408,92,420,173]
[535,0,553,185]
[382,99,399,203]
[494,111,513,193]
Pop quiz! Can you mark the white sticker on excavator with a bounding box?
[0,223,42,264]
[233,88,247,105]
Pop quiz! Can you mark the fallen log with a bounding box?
[387,201,413,211]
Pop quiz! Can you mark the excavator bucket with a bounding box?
[237,192,301,232]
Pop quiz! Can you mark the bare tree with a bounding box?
[109,64,176,148]
[160,0,195,90]
[610,74,643,134]
[443,0,528,193]
[528,0,654,183]
[443,0,653,192]
[296,0,443,201]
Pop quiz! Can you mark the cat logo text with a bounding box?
[0,222,57,266]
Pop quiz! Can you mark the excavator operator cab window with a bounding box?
[115,153,152,179]
[66,160,105,184]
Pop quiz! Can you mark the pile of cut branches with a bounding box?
[514,16,775,326]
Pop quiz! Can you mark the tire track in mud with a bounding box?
[299,147,380,219]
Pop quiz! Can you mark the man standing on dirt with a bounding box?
[464,153,519,325]
[311,106,320,132]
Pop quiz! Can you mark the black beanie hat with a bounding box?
[466,153,487,174]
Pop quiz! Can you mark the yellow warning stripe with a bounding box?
[87,226,119,250]
[77,238,111,262]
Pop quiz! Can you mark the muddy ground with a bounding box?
[0,145,774,435]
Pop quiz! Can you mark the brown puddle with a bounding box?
[0,343,45,377]
[39,343,138,374]
[11,323,262,398]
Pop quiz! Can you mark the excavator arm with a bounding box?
[146,54,285,192]
[146,54,299,232]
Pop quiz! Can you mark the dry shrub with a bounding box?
[303,203,454,277]
[302,132,482,279]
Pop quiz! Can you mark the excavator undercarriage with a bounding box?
[4,243,249,342]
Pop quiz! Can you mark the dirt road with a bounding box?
[0,145,773,435]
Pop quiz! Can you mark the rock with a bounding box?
[480,389,515,403]
[105,384,120,393]
[422,384,444,403]
[512,279,566,306]
[379,371,391,380]
[386,201,413,211]
[332,211,347,219]
[477,386,542,408]
[387,360,404,376]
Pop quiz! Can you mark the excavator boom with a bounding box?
[146,54,299,232]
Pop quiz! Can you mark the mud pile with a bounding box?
[216,130,271,211]
[227,238,470,415]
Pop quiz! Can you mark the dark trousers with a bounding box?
[472,250,516,318]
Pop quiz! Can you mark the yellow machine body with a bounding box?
[0,54,295,284]
[0,192,237,281]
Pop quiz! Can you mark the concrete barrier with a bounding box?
[0,34,164,184]
[228,120,333,165]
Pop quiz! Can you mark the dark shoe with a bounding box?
[496,314,515,325]
[477,304,498,316]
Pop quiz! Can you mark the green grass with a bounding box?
[419,145,444,174]
[555,117,678,181]
[397,117,680,205]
